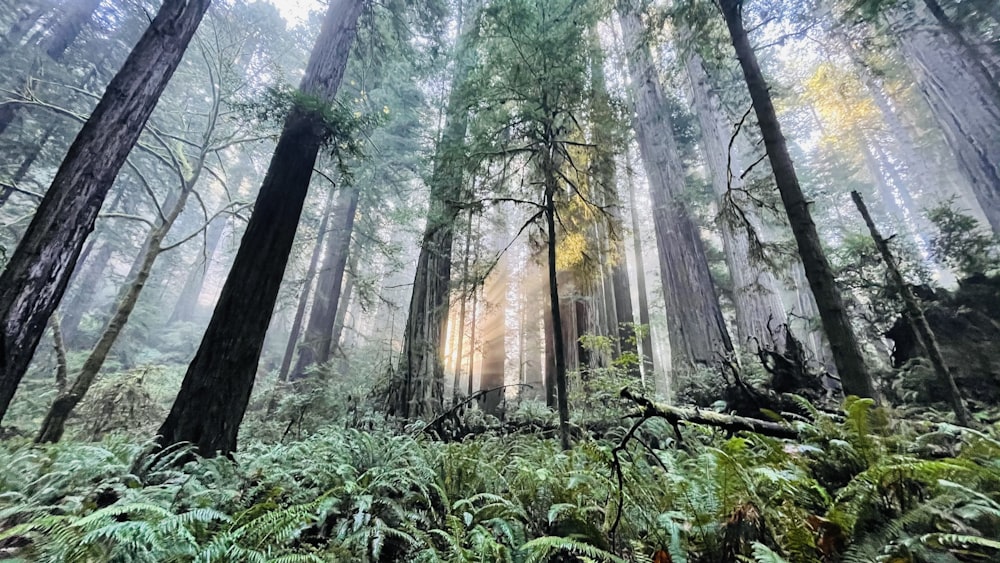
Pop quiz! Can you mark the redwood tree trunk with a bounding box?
[479,253,507,415]
[277,191,334,383]
[0,0,211,424]
[290,184,359,380]
[686,52,788,353]
[719,0,875,398]
[156,0,363,457]
[618,1,733,370]
[624,149,655,381]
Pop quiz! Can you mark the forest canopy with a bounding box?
[1,0,1000,561]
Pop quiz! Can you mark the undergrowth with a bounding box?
[1,398,999,562]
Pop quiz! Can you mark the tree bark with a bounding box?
[451,209,474,402]
[277,190,334,383]
[624,148,655,382]
[396,0,482,420]
[290,184,359,380]
[618,1,733,370]
[36,148,205,443]
[0,0,211,424]
[897,6,1000,233]
[545,167,571,451]
[851,191,970,425]
[685,52,788,354]
[156,0,363,457]
[719,0,875,398]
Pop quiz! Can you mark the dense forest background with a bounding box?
[1,0,999,561]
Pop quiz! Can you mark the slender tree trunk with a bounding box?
[156,0,363,457]
[36,143,209,443]
[330,235,363,358]
[396,1,482,420]
[0,0,211,424]
[618,1,733,370]
[479,253,507,415]
[169,215,227,324]
[719,0,875,398]
[0,122,57,208]
[290,184,359,380]
[545,170,571,451]
[896,7,1000,233]
[685,52,788,353]
[277,190,334,383]
[624,148,654,382]
[544,292,556,406]
[451,209,474,402]
[851,191,970,424]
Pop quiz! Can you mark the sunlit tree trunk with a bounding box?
[479,253,507,415]
[618,0,733,370]
[719,0,875,398]
[0,0,211,424]
[623,148,654,381]
[157,0,363,457]
[451,209,474,402]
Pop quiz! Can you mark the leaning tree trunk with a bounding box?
[396,0,482,420]
[896,6,1000,233]
[0,0,210,424]
[719,0,875,398]
[36,149,207,443]
[618,0,733,370]
[290,184,359,381]
[156,0,364,458]
[277,190,334,383]
[685,52,788,354]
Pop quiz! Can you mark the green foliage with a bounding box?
[927,199,1000,277]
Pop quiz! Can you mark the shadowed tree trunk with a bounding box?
[544,159,571,451]
[0,0,211,424]
[618,0,733,370]
[156,0,364,457]
[719,0,875,398]
[290,184,360,380]
[277,189,334,383]
[396,0,481,420]
[685,53,788,353]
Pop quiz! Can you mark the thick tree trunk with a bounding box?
[618,1,733,370]
[686,52,788,354]
[277,191,334,383]
[897,8,1000,233]
[396,1,481,420]
[0,0,210,424]
[36,153,204,443]
[479,253,507,415]
[719,0,875,398]
[290,184,359,380]
[156,0,363,458]
[624,148,655,381]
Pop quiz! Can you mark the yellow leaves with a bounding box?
[803,62,878,152]
[555,232,587,271]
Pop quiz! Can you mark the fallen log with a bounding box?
[620,388,799,440]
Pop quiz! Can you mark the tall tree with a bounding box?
[0,0,211,424]
[395,0,481,420]
[156,0,365,457]
[717,0,875,398]
[617,0,733,370]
